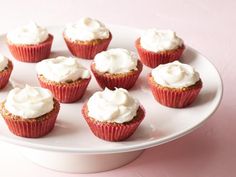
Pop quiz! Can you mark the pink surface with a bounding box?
[0,0,235,176]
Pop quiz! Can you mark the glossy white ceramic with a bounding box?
[0,25,222,173]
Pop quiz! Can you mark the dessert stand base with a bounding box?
[19,147,144,173]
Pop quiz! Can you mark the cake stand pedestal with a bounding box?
[19,147,143,173]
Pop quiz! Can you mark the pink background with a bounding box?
[0,0,235,176]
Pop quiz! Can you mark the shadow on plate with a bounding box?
[189,88,218,108]
[49,50,71,58]
[45,119,80,138]
[126,123,166,142]
[131,74,150,91]
[181,47,199,64]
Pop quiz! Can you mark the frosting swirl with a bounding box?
[0,54,9,72]
[87,88,139,123]
[140,29,183,52]
[7,22,49,45]
[151,61,200,88]
[36,56,90,83]
[94,48,138,74]
[64,17,110,41]
[5,85,54,119]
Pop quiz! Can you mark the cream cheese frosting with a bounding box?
[0,54,9,72]
[94,48,138,74]
[7,22,49,45]
[151,61,200,88]
[140,29,183,52]
[87,88,139,123]
[5,85,54,119]
[64,17,110,41]
[36,56,90,83]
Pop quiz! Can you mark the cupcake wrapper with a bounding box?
[7,34,53,63]
[63,33,112,60]
[38,76,91,103]
[135,38,185,68]
[2,100,60,138]
[0,60,13,89]
[82,104,145,141]
[91,60,143,90]
[148,75,202,108]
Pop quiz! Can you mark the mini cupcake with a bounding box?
[148,61,202,108]
[7,22,53,63]
[0,54,13,89]
[0,85,60,138]
[91,48,143,90]
[135,29,185,68]
[36,56,91,103]
[82,88,145,141]
[63,17,112,59]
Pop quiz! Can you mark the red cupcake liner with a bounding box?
[38,76,91,103]
[0,60,13,89]
[148,74,202,108]
[1,99,60,138]
[63,33,112,60]
[7,34,53,63]
[135,38,185,68]
[91,60,143,90]
[82,104,145,141]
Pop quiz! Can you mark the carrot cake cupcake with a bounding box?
[91,48,143,90]
[63,17,112,59]
[0,85,60,138]
[36,56,91,103]
[148,61,202,108]
[7,22,53,63]
[0,54,13,89]
[135,29,185,68]
[82,88,145,141]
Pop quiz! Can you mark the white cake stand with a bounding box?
[0,25,223,173]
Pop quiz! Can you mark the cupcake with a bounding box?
[7,22,53,63]
[82,88,145,141]
[135,29,185,68]
[0,54,13,89]
[0,85,60,138]
[148,61,202,108]
[91,48,143,90]
[63,17,112,59]
[36,56,91,103]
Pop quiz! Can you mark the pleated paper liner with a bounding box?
[0,99,60,138]
[148,74,203,108]
[38,75,91,103]
[82,104,145,141]
[63,33,112,59]
[135,38,185,68]
[7,34,53,63]
[0,60,13,89]
[91,60,143,90]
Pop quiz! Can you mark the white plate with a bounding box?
[0,25,223,154]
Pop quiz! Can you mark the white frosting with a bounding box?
[94,48,138,74]
[140,29,183,52]
[151,61,200,88]
[87,88,139,123]
[0,54,9,72]
[36,56,90,83]
[5,85,54,119]
[64,17,110,41]
[7,22,49,45]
